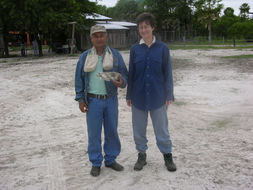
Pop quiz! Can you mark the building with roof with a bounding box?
[77,14,138,50]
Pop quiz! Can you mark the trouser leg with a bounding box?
[86,97,103,167]
[150,105,172,154]
[103,96,121,165]
[132,105,148,153]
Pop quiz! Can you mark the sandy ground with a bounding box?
[0,48,253,190]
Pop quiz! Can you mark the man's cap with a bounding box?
[90,25,107,36]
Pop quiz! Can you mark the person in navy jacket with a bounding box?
[126,13,176,172]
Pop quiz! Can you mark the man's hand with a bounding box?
[166,100,172,107]
[79,102,88,113]
[112,75,123,87]
[127,100,131,107]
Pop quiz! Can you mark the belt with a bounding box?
[87,93,108,100]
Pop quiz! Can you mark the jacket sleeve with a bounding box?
[116,52,128,88]
[163,47,174,101]
[126,47,135,100]
[75,54,86,103]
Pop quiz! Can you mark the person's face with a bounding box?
[138,21,154,40]
[91,32,108,49]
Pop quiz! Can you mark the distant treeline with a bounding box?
[98,0,253,43]
[1,0,252,57]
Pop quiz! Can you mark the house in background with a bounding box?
[77,13,138,50]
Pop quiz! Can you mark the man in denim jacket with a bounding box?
[75,25,128,177]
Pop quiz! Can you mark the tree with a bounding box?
[22,0,97,56]
[174,0,195,40]
[143,0,177,31]
[213,7,237,38]
[107,0,139,21]
[142,0,195,41]
[239,3,250,19]
[96,5,108,16]
[229,20,253,40]
[0,0,23,56]
[195,0,223,44]
[224,7,235,17]
[0,0,97,57]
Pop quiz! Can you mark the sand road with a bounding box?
[0,48,253,190]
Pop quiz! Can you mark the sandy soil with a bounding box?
[0,48,253,190]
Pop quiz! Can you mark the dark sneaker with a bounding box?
[134,152,147,171]
[90,166,101,177]
[105,162,124,171]
[163,153,177,172]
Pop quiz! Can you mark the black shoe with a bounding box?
[105,162,124,171]
[134,152,147,171]
[90,166,101,177]
[163,153,177,172]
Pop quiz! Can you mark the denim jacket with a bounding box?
[75,47,128,103]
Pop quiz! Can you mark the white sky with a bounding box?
[91,0,253,16]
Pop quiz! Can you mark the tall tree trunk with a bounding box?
[208,19,212,45]
[3,29,9,57]
[36,34,43,56]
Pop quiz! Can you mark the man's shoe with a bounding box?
[163,153,177,172]
[105,162,124,171]
[134,152,147,171]
[90,166,101,177]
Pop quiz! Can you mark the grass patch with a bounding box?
[68,54,79,57]
[9,45,49,51]
[221,54,253,59]
[173,101,187,106]
[167,44,253,50]
[211,118,232,129]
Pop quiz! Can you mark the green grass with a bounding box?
[167,39,253,50]
[221,54,253,59]
[168,38,253,46]
[68,54,79,57]
[9,45,49,51]
[167,44,253,50]
[173,101,187,106]
[211,119,231,129]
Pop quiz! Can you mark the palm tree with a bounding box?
[195,0,223,44]
[239,3,250,19]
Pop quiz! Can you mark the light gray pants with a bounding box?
[132,105,172,154]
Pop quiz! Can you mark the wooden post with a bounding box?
[68,21,77,54]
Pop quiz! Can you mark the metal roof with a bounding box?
[86,13,112,20]
[109,21,137,27]
[86,14,136,30]
[96,23,129,30]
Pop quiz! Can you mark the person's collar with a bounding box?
[139,36,156,47]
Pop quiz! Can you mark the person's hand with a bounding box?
[112,75,123,87]
[79,102,88,113]
[166,100,172,107]
[127,100,131,107]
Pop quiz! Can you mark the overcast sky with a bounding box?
[91,0,253,16]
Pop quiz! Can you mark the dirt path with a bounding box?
[0,49,253,190]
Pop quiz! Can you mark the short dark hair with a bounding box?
[136,12,155,28]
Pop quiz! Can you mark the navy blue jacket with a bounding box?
[126,40,174,110]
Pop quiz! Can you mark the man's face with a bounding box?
[91,32,108,49]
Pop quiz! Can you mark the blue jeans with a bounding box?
[132,105,172,154]
[86,96,121,167]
